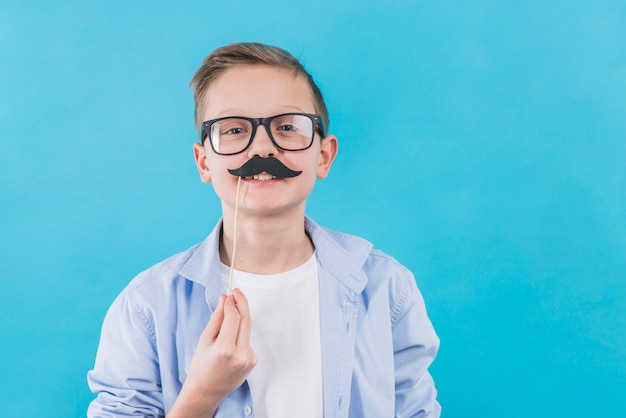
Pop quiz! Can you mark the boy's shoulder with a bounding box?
[123,242,204,296]
[124,221,223,295]
[307,217,410,275]
[306,217,372,261]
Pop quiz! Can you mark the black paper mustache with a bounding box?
[227,156,302,178]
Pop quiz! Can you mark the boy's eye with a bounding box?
[273,116,310,136]
[225,127,246,135]
[216,119,250,137]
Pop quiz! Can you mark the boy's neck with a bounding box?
[219,209,314,275]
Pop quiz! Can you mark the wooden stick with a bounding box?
[228,176,242,295]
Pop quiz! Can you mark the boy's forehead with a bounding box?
[200,65,317,119]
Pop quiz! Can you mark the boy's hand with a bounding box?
[168,288,256,417]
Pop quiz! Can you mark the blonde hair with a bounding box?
[190,42,328,135]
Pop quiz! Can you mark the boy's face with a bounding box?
[193,65,337,218]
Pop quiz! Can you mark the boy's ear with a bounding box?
[193,142,212,183]
[317,135,338,179]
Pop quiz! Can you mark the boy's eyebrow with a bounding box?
[204,106,312,120]
[209,108,244,118]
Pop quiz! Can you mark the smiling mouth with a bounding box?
[245,173,277,181]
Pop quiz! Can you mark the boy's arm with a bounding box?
[391,272,441,417]
[87,290,166,417]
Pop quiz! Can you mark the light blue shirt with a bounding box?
[88,217,441,417]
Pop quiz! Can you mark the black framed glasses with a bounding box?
[200,113,326,156]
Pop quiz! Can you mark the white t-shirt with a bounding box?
[221,253,323,418]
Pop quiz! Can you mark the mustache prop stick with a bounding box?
[226,157,302,294]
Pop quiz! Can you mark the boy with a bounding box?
[88,42,441,417]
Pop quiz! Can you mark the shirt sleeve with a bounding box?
[87,290,165,417]
[390,269,441,418]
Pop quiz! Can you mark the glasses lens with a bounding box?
[210,118,252,155]
[270,114,314,150]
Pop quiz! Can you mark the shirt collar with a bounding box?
[178,219,225,309]
[305,217,372,293]
[178,216,373,306]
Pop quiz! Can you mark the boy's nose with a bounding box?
[247,124,278,157]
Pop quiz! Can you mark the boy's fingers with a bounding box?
[199,294,226,344]
[231,289,252,347]
[215,295,241,347]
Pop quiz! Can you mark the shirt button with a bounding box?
[244,405,252,416]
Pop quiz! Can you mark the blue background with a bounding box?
[1,0,624,416]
